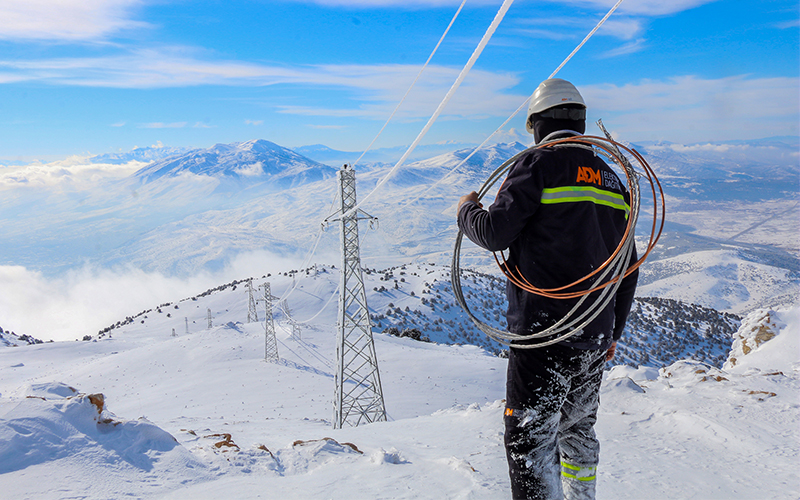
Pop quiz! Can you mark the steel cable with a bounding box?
[451,126,664,348]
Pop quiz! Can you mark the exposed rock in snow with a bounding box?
[724,308,787,369]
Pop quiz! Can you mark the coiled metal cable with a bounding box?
[451,123,664,348]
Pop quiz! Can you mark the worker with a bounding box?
[457,78,639,500]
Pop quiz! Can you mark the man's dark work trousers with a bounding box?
[504,345,605,500]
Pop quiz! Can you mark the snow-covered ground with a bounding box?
[636,248,799,314]
[1,269,797,499]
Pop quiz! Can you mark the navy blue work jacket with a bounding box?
[458,138,639,350]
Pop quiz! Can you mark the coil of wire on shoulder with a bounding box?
[451,121,665,349]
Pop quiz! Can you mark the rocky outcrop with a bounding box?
[724,309,784,369]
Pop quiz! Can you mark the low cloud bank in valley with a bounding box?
[0,250,305,342]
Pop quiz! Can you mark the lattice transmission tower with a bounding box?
[258,282,280,362]
[247,278,259,323]
[323,164,386,429]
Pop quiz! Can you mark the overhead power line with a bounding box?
[344,0,517,219]
[401,0,627,210]
[351,0,467,168]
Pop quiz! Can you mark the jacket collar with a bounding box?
[537,129,582,144]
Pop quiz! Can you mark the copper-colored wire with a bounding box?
[493,136,665,300]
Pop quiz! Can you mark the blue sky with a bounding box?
[0,0,798,162]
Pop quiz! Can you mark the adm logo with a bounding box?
[576,166,621,191]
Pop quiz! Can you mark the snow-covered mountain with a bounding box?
[92,141,530,275]
[0,139,337,273]
[135,139,337,189]
[0,264,796,499]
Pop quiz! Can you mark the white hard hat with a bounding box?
[526,78,586,133]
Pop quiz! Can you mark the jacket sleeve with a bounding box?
[612,245,639,341]
[457,156,542,252]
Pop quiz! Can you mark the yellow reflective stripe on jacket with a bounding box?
[541,186,630,219]
[560,461,597,481]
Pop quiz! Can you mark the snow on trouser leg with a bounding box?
[504,345,606,500]
[561,460,597,500]
[557,348,604,500]
[505,408,563,500]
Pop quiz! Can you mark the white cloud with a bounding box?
[0,0,147,41]
[233,162,265,177]
[245,120,264,126]
[600,38,648,58]
[0,48,525,120]
[0,157,147,190]
[0,264,213,341]
[581,75,800,142]
[599,19,645,40]
[278,64,523,120]
[0,251,306,342]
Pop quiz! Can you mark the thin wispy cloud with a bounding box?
[283,0,716,16]
[599,18,645,40]
[513,15,642,41]
[141,122,188,129]
[278,64,523,120]
[776,19,800,29]
[0,51,524,120]
[512,28,577,41]
[600,38,648,58]
[549,0,718,17]
[0,0,148,41]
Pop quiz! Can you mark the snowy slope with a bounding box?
[0,267,797,499]
[637,248,799,314]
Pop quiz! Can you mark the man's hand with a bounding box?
[605,342,617,362]
[458,191,482,212]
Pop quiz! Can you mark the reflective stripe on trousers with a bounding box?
[561,460,597,500]
[561,460,596,481]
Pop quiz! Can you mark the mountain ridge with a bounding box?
[133,139,338,189]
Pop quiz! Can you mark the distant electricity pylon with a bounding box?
[258,282,279,362]
[247,278,259,323]
[185,317,189,335]
[323,164,386,429]
[290,319,301,341]
[207,308,213,329]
